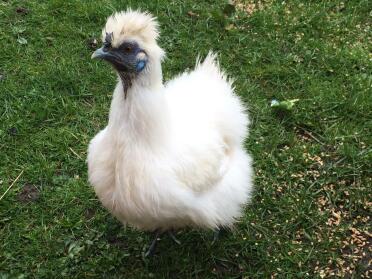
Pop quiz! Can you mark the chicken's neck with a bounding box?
[117,71,133,99]
[108,62,169,149]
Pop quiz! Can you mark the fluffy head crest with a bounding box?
[103,9,159,47]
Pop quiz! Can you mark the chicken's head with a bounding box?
[92,10,164,76]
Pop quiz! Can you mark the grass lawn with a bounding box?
[0,0,371,278]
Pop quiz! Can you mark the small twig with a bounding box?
[333,157,346,167]
[0,170,24,202]
[69,147,83,160]
[298,126,325,145]
[304,131,324,145]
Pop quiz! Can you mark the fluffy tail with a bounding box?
[195,51,248,146]
[195,52,230,83]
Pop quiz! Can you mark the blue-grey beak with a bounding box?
[91,47,109,60]
[91,46,130,72]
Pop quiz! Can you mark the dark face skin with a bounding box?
[92,33,148,96]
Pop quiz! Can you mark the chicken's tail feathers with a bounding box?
[195,51,232,85]
[196,51,220,75]
[196,51,218,67]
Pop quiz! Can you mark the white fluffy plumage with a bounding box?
[87,10,254,231]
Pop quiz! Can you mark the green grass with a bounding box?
[0,0,371,278]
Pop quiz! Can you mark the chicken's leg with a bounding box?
[144,229,181,257]
[167,230,181,245]
[144,229,162,257]
[212,227,227,244]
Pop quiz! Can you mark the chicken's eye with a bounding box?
[124,46,132,53]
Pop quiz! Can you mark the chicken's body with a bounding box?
[87,10,253,233]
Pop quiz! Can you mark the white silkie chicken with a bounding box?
[88,10,253,255]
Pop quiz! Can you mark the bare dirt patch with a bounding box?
[17,184,40,203]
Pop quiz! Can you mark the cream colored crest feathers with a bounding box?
[103,10,160,47]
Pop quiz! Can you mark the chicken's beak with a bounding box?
[91,47,109,60]
[91,47,123,63]
[91,46,130,72]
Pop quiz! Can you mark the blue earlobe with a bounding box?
[136,60,147,72]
